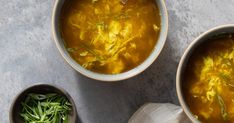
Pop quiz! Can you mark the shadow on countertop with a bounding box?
[72,38,179,123]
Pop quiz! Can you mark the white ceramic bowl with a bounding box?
[177,24,234,122]
[52,0,168,81]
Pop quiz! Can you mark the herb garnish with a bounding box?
[20,93,72,123]
[217,94,229,120]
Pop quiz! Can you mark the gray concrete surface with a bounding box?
[1,0,234,123]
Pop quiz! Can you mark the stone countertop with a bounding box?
[1,0,234,123]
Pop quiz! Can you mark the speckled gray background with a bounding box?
[1,0,234,123]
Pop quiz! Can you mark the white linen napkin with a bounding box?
[128,103,191,123]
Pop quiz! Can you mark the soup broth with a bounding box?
[60,0,161,74]
[183,34,234,123]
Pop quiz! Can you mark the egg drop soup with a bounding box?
[183,34,234,123]
[60,0,161,74]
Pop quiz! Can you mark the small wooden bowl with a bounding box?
[9,84,77,123]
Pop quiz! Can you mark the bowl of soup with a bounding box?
[177,24,234,122]
[52,0,168,81]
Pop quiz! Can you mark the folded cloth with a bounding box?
[128,103,191,123]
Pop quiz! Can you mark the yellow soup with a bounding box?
[183,34,234,123]
[60,0,161,74]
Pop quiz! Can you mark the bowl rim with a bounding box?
[52,0,168,81]
[9,83,77,123]
[176,24,234,123]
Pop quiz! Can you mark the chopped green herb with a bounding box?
[20,93,72,123]
[67,47,79,53]
[96,22,108,31]
[217,95,229,120]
